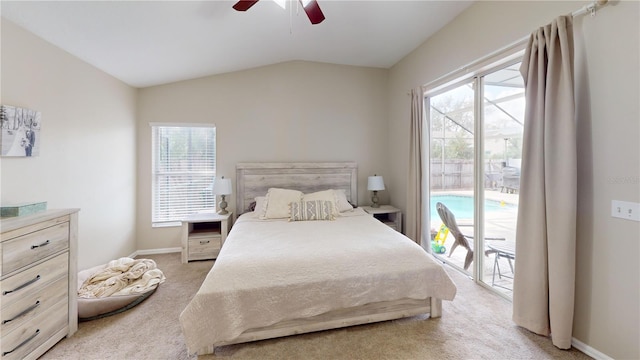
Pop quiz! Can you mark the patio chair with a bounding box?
[435,202,504,270]
[501,166,520,194]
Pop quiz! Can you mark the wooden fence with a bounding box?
[430,160,511,190]
[430,159,474,189]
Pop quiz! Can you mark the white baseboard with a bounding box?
[128,247,181,258]
[572,337,613,360]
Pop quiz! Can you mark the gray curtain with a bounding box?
[406,86,426,247]
[512,15,577,349]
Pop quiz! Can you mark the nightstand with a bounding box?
[361,205,402,233]
[181,211,233,263]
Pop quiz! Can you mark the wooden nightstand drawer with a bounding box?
[1,252,68,307]
[361,205,403,234]
[1,299,68,360]
[2,222,69,275]
[182,212,232,263]
[382,222,400,232]
[188,235,222,261]
[1,276,68,335]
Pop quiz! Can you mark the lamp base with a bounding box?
[218,196,229,215]
[371,191,380,208]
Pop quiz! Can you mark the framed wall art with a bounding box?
[0,105,41,157]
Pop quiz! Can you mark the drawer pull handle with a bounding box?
[200,240,210,245]
[2,300,41,324]
[2,275,41,295]
[31,239,51,249]
[2,329,40,356]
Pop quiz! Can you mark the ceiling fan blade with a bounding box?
[299,0,325,25]
[233,0,260,11]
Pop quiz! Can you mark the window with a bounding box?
[151,124,216,225]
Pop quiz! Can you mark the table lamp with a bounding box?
[212,176,232,215]
[367,175,385,208]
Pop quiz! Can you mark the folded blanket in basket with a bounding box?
[78,257,166,298]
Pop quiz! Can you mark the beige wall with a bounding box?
[136,61,389,250]
[387,1,639,359]
[0,19,138,271]
[3,1,638,357]
[573,1,639,357]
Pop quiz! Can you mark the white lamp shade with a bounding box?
[367,175,385,191]
[212,176,232,195]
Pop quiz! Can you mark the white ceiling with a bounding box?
[1,0,473,88]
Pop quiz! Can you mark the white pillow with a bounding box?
[334,189,354,212]
[302,190,339,216]
[261,188,303,219]
[254,196,267,214]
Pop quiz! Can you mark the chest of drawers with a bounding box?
[1,209,79,360]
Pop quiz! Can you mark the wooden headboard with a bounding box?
[236,162,358,212]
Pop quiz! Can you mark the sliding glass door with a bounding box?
[427,59,524,298]
[429,81,476,276]
[480,62,524,295]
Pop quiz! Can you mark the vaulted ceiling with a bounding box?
[1,1,473,88]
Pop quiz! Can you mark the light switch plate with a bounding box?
[611,200,640,222]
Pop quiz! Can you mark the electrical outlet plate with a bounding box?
[611,200,640,222]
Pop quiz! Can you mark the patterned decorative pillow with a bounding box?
[302,189,340,216]
[289,200,335,221]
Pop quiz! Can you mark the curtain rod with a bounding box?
[572,0,608,17]
[410,0,611,95]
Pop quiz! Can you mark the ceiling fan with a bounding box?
[232,0,326,25]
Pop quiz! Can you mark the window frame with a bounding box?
[150,123,217,227]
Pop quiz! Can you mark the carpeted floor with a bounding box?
[40,253,591,359]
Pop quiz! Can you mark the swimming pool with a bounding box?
[430,194,513,222]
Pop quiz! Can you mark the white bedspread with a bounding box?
[179,209,457,353]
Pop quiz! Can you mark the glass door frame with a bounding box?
[424,49,525,299]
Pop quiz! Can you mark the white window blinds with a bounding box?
[151,125,216,224]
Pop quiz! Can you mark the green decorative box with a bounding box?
[1,202,47,217]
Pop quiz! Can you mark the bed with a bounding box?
[179,162,457,355]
